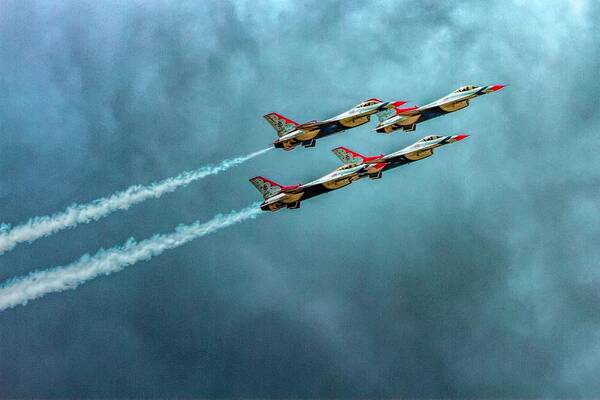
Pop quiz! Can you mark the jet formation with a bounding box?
[251,85,504,211]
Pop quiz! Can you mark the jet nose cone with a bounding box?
[453,134,469,142]
[487,84,506,92]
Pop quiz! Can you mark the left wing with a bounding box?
[302,164,366,189]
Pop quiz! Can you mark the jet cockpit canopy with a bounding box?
[453,85,477,93]
[335,163,359,171]
[356,98,382,108]
[419,135,442,143]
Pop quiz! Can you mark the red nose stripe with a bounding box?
[454,134,469,141]
[488,84,505,92]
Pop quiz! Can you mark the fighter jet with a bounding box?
[375,84,505,133]
[249,163,366,211]
[264,98,403,151]
[331,134,469,179]
[250,134,468,211]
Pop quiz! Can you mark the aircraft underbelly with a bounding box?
[404,149,433,161]
[262,192,304,211]
[439,99,469,112]
[317,122,349,137]
[321,176,358,190]
[396,115,421,126]
[338,115,370,128]
[299,177,358,201]
[281,192,304,204]
[295,130,320,141]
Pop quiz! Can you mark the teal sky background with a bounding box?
[1,0,599,397]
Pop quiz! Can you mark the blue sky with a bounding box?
[1,0,599,397]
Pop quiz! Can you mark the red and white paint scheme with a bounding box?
[376,84,505,133]
[264,98,403,151]
[250,134,468,211]
[332,134,469,179]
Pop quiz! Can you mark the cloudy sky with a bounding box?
[1,0,599,397]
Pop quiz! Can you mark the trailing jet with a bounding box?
[264,99,403,151]
[249,164,365,211]
[250,134,468,211]
[375,84,505,133]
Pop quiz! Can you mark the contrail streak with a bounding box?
[0,203,263,311]
[0,148,270,255]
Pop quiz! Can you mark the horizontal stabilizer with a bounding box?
[376,101,408,122]
[376,108,396,122]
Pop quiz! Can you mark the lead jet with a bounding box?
[264,98,403,151]
[375,84,505,133]
[249,134,468,211]
[331,134,469,179]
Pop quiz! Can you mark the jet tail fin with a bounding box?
[376,108,397,123]
[332,147,383,164]
[250,176,302,199]
[375,101,405,122]
[249,176,285,199]
[263,112,300,137]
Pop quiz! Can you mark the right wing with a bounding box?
[376,105,421,129]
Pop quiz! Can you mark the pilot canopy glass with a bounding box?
[454,85,477,93]
[357,99,380,108]
[419,135,442,142]
[336,163,359,170]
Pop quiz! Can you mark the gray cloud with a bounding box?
[0,0,599,397]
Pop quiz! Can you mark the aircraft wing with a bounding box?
[376,99,464,130]
[379,147,429,163]
[277,127,315,142]
[376,114,411,130]
[295,120,320,130]
[376,139,443,162]
[417,98,464,112]
[301,165,366,189]
[414,87,487,114]
[377,135,464,163]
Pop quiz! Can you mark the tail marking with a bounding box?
[263,113,299,137]
[332,147,383,165]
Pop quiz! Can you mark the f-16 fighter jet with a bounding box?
[331,134,469,179]
[375,84,505,133]
[264,99,403,151]
[250,134,468,211]
[249,164,366,211]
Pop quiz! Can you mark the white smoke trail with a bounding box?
[0,147,270,255]
[0,203,263,311]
